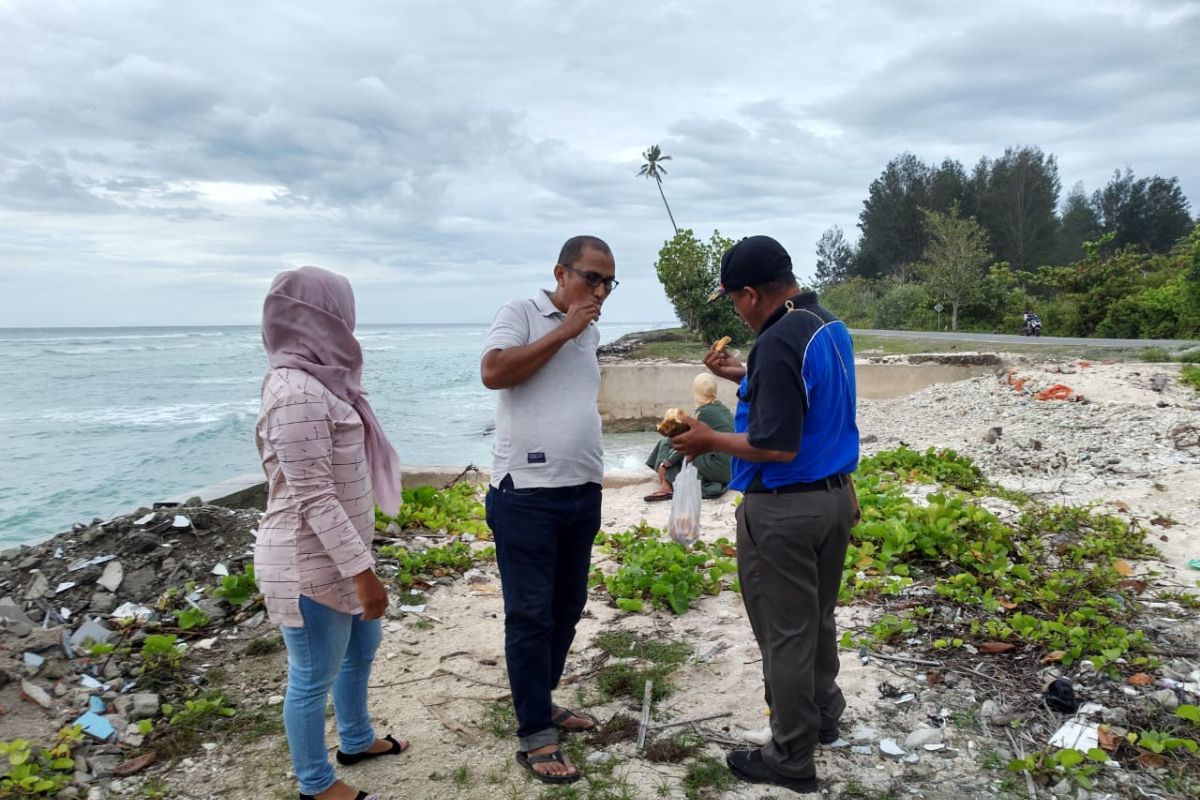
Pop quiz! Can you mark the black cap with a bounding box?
[707,235,793,301]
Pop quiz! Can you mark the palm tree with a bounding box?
[637,144,678,234]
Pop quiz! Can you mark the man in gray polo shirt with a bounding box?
[481,235,616,785]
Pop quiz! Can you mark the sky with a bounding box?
[1,0,1197,327]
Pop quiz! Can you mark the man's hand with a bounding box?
[704,347,746,383]
[561,300,601,339]
[353,570,389,621]
[670,414,715,459]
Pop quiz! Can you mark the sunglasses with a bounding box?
[563,264,619,292]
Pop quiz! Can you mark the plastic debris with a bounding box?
[88,695,107,714]
[55,581,77,594]
[134,513,155,525]
[1049,720,1099,752]
[67,554,116,572]
[1045,677,1079,713]
[880,739,906,758]
[172,515,191,528]
[398,604,427,614]
[744,726,772,746]
[80,675,105,690]
[74,711,116,741]
[211,563,229,577]
[111,603,155,622]
[23,651,46,669]
[1188,558,1200,571]
[97,561,123,593]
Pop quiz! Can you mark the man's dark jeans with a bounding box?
[485,475,601,752]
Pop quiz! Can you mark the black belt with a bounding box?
[745,474,847,495]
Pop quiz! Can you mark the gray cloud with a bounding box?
[0,0,1196,325]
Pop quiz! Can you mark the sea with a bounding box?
[0,323,671,547]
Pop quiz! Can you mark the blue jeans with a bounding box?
[486,475,601,752]
[280,595,382,795]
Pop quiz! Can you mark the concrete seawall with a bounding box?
[174,359,1002,509]
[597,360,1003,432]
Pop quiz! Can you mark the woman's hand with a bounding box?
[353,570,389,621]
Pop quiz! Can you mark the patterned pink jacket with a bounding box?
[254,367,376,627]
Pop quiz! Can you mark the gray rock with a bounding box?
[21,678,53,709]
[17,555,40,570]
[1149,688,1179,711]
[121,566,156,597]
[129,692,160,721]
[89,592,117,615]
[24,570,50,600]
[184,496,203,507]
[197,598,228,622]
[96,562,123,593]
[69,618,113,648]
[126,534,159,555]
[904,727,944,749]
[1100,707,1128,725]
[1051,777,1073,796]
[980,700,1001,719]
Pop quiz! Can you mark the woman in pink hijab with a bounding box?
[256,266,407,800]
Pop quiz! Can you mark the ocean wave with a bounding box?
[7,332,195,344]
[40,400,259,428]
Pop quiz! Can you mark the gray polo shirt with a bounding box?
[482,289,604,489]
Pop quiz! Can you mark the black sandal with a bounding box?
[551,706,598,731]
[336,734,409,766]
[516,748,581,784]
[299,791,376,800]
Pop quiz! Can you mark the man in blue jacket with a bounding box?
[672,235,860,794]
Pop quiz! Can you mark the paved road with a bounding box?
[850,329,1200,350]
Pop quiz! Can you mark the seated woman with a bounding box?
[644,373,733,501]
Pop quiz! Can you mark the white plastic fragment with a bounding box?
[172,515,190,528]
[134,513,155,525]
[1048,720,1099,752]
[211,563,229,577]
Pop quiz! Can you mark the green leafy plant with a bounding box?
[1181,364,1200,393]
[376,483,489,536]
[377,541,495,589]
[0,726,82,797]
[213,565,259,608]
[173,607,210,630]
[1008,748,1109,791]
[589,522,737,614]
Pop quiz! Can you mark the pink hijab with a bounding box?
[262,266,402,515]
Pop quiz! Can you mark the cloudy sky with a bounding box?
[1,0,1197,327]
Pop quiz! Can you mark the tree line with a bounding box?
[813,147,1199,338]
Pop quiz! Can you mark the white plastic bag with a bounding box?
[667,459,702,547]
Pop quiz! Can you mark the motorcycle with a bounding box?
[1020,315,1042,336]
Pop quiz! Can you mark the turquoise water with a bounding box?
[0,323,668,546]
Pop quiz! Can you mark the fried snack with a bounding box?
[712,335,732,353]
[656,407,690,437]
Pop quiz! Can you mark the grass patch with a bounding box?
[482,699,517,738]
[1181,364,1200,392]
[681,755,735,800]
[244,635,284,656]
[594,631,692,666]
[644,730,704,763]
[595,663,678,703]
[590,714,639,747]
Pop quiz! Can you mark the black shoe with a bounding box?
[299,792,371,800]
[818,724,839,744]
[336,734,408,766]
[726,748,818,794]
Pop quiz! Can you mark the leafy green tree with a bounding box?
[654,229,748,344]
[1054,182,1101,265]
[637,144,678,234]
[855,153,933,279]
[1094,168,1193,253]
[975,146,1060,270]
[814,225,855,286]
[916,207,992,331]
